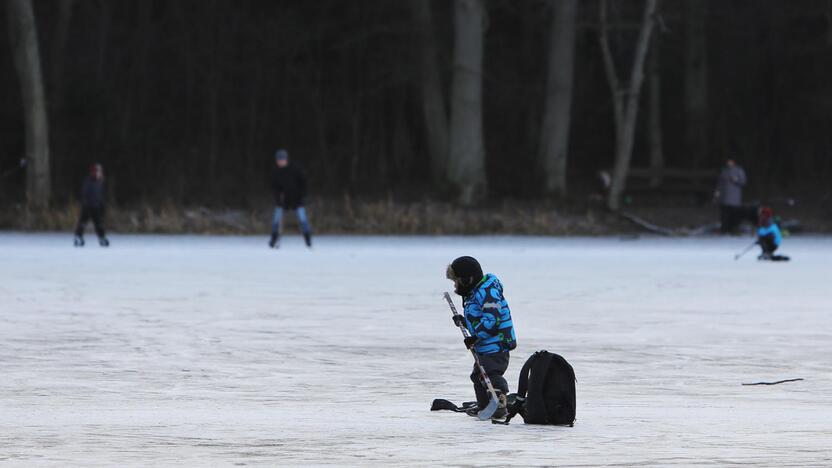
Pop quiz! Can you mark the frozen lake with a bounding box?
[1,233,831,466]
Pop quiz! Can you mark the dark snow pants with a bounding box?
[759,234,778,254]
[471,351,510,409]
[75,206,106,239]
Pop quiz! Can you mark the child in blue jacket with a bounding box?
[757,207,788,261]
[446,256,517,418]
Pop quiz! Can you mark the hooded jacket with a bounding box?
[462,274,517,355]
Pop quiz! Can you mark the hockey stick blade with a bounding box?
[477,398,499,421]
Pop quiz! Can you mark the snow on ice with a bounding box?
[1,233,831,466]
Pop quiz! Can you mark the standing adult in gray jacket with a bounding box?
[713,159,748,233]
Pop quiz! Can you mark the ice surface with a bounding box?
[1,233,831,466]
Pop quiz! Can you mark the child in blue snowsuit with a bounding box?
[446,256,517,418]
[757,207,787,261]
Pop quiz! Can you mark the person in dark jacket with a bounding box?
[446,256,517,419]
[74,163,109,247]
[270,149,312,248]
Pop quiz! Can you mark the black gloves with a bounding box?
[453,315,477,348]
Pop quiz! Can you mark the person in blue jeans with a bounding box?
[446,256,517,419]
[270,149,312,248]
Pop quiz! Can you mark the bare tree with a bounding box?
[7,0,51,207]
[47,0,74,194]
[49,0,74,111]
[684,0,708,168]
[539,0,578,197]
[598,0,658,211]
[410,0,450,186]
[448,0,487,205]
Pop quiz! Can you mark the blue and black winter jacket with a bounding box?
[462,274,517,355]
[758,222,782,247]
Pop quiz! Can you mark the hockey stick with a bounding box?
[734,240,758,260]
[444,292,499,421]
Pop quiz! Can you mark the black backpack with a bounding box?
[504,350,576,426]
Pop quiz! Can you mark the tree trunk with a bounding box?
[599,0,658,211]
[7,0,51,207]
[49,0,73,102]
[684,0,708,168]
[245,64,262,205]
[409,0,450,187]
[449,0,487,205]
[48,0,73,197]
[539,0,577,197]
[648,33,664,188]
[207,1,222,193]
[119,0,152,144]
[91,1,110,168]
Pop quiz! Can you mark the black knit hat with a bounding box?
[446,256,483,296]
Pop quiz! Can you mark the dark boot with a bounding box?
[269,232,279,248]
[74,235,84,247]
[98,236,110,247]
[492,391,508,420]
[303,231,312,248]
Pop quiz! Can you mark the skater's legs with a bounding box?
[91,207,107,239]
[75,207,91,237]
[271,207,283,234]
[296,207,311,234]
[296,207,312,246]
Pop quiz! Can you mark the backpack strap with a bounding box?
[516,351,543,399]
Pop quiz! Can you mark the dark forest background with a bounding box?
[2,0,832,213]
